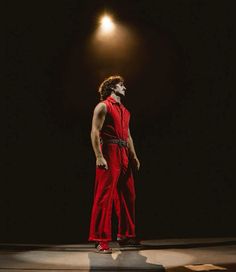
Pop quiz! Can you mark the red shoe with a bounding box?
[95,241,112,254]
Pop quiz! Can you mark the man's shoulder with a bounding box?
[94,101,107,113]
[97,101,107,107]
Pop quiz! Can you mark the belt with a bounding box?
[101,138,128,148]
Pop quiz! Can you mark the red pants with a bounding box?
[89,144,136,241]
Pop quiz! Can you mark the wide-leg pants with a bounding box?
[89,143,136,242]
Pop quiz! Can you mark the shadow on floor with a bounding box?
[88,250,165,271]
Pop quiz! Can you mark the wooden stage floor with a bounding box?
[0,237,236,271]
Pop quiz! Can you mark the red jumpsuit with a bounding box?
[89,96,136,242]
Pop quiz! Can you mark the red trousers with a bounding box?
[89,144,136,241]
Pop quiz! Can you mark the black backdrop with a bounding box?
[3,0,236,243]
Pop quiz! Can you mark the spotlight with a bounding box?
[100,15,115,34]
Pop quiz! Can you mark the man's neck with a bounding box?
[110,93,122,104]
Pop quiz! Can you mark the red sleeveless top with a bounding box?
[99,96,130,142]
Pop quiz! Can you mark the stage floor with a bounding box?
[0,237,236,271]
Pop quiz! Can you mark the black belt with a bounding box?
[101,138,128,148]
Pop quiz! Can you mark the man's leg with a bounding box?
[89,166,120,242]
[114,165,136,239]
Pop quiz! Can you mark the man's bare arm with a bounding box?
[127,128,140,170]
[91,103,108,169]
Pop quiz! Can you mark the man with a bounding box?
[89,75,140,253]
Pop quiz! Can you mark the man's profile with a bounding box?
[88,75,140,253]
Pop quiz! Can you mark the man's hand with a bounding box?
[96,156,108,170]
[132,156,140,171]
[127,128,140,172]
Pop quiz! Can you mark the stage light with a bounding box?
[100,15,115,34]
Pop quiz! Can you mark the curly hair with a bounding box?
[98,75,124,101]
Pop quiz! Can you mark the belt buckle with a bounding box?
[118,139,126,147]
[118,139,123,147]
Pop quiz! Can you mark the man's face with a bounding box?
[113,82,126,97]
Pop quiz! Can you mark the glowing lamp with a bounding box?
[100,15,115,34]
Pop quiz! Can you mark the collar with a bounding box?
[107,96,121,105]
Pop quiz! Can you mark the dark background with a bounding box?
[3,0,235,243]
